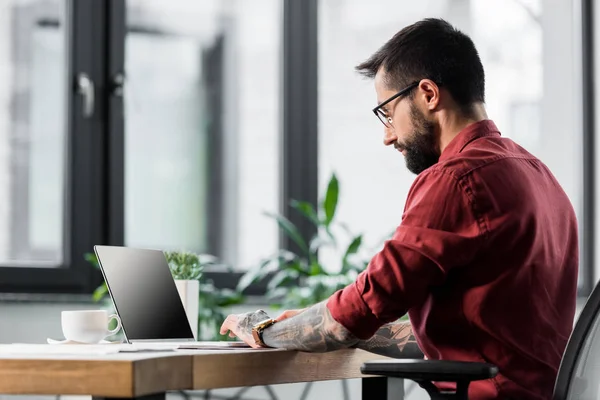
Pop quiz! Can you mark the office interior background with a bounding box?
[0,0,595,399]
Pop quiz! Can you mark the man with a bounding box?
[220,18,578,400]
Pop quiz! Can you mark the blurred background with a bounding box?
[0,0,593,398]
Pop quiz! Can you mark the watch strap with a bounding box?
[252,318,276,347]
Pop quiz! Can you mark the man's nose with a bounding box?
[383,127,397,146]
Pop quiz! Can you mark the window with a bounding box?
[0,0,590,296]
[0,0,287,294]
[318,0,586,289]
[0,0,106,293]
[0,0,66,265]
[123,0,281,270]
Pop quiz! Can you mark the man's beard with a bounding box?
[398,102,440,175]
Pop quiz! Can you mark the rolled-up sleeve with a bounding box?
[327,169,483,339]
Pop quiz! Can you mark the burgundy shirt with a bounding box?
[327,120,578,399]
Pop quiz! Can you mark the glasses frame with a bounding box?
[371,81,420,128]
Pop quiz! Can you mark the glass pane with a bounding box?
[124,0,281,270]
[317,0,583,282]
[0,0,66,266]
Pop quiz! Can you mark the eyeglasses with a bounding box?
[372,81,420,128]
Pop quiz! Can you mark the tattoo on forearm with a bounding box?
[355,322,423,358]
[262,302,359,352]
[259,304,422,358]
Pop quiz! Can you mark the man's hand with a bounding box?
[275,308,306,322]
[219,309,271,348]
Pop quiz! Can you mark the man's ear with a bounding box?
[417,79,440,111]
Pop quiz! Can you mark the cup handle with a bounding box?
[107,314,122,335]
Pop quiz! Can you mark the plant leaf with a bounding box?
[288,259,311,276]
[309,261,327,276]
[290,200,320,227]
[237,259,272,293]
[265,287,289,308]
[267,269,300,291]
[309,234,332,254]
[338,222,353,235]
[265,212,309,255]
[341,234,363,273]
[92,282,108,302]
[323,173,339,226]
[324,226,337,246]
[84,253,99,269]
[216,290,244,307]
[237,250,298,292]
[346,235,362,256]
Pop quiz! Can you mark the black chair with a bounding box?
[361,280,600,399]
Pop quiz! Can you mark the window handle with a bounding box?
[76,73,95,118]
[111,72,126,97]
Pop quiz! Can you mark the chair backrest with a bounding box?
[554,281,600,399]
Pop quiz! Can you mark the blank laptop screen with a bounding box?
[94,245,194,341]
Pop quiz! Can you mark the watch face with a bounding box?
[252,319,275,347]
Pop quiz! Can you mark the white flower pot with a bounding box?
[174,279,199,340]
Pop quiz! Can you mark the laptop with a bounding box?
[93,245,250,349]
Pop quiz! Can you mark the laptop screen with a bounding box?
[94,245,195,341]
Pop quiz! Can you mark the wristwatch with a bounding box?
[251,318,277,347]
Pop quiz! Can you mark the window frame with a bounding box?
[581,0,595,297]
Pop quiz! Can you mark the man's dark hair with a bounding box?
[356,18,485,113]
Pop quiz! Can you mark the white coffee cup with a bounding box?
[61,310,121,344]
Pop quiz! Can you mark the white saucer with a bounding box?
[47,338,123,345]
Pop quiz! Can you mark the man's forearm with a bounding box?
[355,321,423,358]
[262,301,359,352]
[260,302,422,358]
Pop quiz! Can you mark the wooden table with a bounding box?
[0,348,402,400]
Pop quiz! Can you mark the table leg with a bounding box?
[93,393,166,400]
[299,382,313,400]
[362,377,404,400]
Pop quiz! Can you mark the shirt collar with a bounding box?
[438,120,501,162]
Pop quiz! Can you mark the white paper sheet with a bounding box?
[0,343,177,355]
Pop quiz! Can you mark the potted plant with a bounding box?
[165,250,217,340]
[85,250,244,341]
[238,173,390,310]
[237,173,397,399]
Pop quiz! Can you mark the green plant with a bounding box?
[85,250,244,341]
[84,253,108,302]
[164,250,217,280]
[238,172,380,309]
